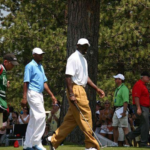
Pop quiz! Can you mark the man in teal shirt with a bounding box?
[112,74,129,146]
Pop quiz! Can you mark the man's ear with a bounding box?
[3,60,8,65]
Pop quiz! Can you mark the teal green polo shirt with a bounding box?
[114,83,129,106]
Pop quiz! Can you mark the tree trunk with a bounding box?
[60,0,100,144]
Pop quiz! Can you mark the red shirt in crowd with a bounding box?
[132,80,150,107]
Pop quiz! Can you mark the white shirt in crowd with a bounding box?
[65,50,88,87]
[18,115,29,124]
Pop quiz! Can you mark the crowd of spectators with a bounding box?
[95,101,144,147]
[95,72,150,147]
[0,101,61,147]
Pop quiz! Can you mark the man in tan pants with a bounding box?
[47,38,105,150]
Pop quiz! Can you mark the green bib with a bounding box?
[0,65,7,109]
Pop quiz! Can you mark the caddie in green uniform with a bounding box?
[112,74,129,147]
[0,53,19,123]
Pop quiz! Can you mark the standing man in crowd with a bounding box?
[47,38,105,150]
[47,101,61,132]
[112,74,129,146]
[126,71,150,147]
[21,48,57,150]
[0,54,19,124]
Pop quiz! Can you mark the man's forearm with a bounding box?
[87,77,98,90]
[44,83,54,97]
[66,75,74,95]
[134,97,141,109]
[123,102,128,113]
[23,82,28,99]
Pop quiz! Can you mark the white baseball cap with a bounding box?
[113,74,125,80]
[77,38,90,46]
[32,48,45,55]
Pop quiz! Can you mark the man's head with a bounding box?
[32,48,45,63]
[141,71,150,83]
[113,74,125,86]
[77,38,90,55]
[104,100,111,108]
[3,53,19,70]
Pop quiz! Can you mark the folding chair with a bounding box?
[7,124,28,146]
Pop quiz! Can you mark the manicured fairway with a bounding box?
[0,145,148,150]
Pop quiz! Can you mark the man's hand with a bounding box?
[21,99,27,107]
[51,96,57,105]
[51,109,55,115]
[137,108,142,116]
[7,81,10,88]
[97,88,105,98]
[70,95,77,104]
[120,112,126,118]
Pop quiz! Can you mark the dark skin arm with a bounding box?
[66,75,77,103]
[66,76,105,104]
[21,82,28,107]
[21,82,57,107]
[87,77,105,98]
[44,83,57,104]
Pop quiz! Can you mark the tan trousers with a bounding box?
[51,85,100,150]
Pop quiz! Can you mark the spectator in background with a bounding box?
[7,112,18,134]
[18,106,29,124]
[126,71,150,147]
[8,106,14,122]
[47,101,60,132]
[0,121,7,146]
[112,74,129,146]
[95,101,101,133]
[99,100,114,140]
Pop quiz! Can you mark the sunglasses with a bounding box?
[105,103,110,104]
[23,108,27,110]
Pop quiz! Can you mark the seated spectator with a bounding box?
[18,107,29,124]
[99,100,113,140]
[95,101,101,133]
[47,101,60,132]
[8,106,14,122]
[7,112,18,134]
[0,121,7,146]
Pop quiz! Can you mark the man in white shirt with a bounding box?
[47,38,105,150]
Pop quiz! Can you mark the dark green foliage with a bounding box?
[98,0,150,105]
[0,0,67,111]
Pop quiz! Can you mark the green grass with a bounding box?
[0,145,149,150]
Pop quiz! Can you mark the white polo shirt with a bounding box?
[65,50,88,87]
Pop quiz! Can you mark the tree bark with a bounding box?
[60,0,100,144]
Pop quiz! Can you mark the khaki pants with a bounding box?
[51,85,100,150]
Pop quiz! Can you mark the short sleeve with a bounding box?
[132,83,141,98]
[65,57,76,76]
[122,87,129,103]
[24,66,31,82]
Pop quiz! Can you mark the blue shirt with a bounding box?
[24,60,48,93]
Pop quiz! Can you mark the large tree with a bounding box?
[60,0,101,144]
